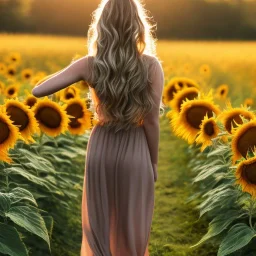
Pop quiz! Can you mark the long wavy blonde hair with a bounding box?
[87,0,165,133]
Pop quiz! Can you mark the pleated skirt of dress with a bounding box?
[81,124,155,256]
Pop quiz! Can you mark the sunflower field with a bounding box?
[0,35,102,256]
[1,34,256,256]
[162,42,256,255]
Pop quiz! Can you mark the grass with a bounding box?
[149,115,218,256]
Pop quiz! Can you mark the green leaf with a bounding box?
[192,164,227,183]
[198,188,236,218]
[9,187,38,207]
[6,167,57,191]
[42,215,54,239]
[0,192,11,212]
[0,223,28,256]
[190,210,241,248]
[5,205,51,251]
[217,223,256,256]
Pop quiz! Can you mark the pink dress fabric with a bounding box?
[31,53,164,256]
[80,55,164,256]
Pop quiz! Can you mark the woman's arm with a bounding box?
[143,59,164,182]
[32,55,91,98]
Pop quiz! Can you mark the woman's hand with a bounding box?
[152,163,158,182]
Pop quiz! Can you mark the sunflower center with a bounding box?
[8,70,14,75]
[8,89,14,95]
[178,92,198,111]
[204,121,215,136]
[36,107,61,128]
[242,162,256,185]
[6,106,29,131]
[225,114,244,134]
[237,126,256,158]
[186,83,194,88]
[0,120,10,144]
[167,86,178,101]
[66,103,83,128]
[178,82,183,88]
[186,106,213,129]
[25,74,31,78]
[65,93,75,100]
[26,98,37,108]
[220,89,225,95]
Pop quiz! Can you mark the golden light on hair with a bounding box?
[3,98,40,143]
[231,119,256,164]
[195,114,220,152]
[217,101,255,134]
[235,155,256,199]
[170,90,221,144]
[32,97,70,137]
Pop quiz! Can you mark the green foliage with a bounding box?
[0,130,90,256]
[188,130,256,255]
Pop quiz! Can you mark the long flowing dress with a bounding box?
[80,55,164,256]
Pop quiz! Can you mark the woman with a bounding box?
[32,0,165,255]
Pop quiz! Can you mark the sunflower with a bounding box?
[30,76,42,87]
[216,84,229,99]
[21,68,34,81]
[60,86,81,102]
[195,114,220,152]
[6,65,17,78]
[4,84,19,98]
[2,98,40,143]
[231,119,256,164]
[244,98,254,108]
[0,62,7,75]
[63,98,92,135]
[32,97,70,137]
[163,77,199,104]
[4,52,21,65]
[199,64,211,78]
[217,101,255,134]
[24,94,38,109]
[0,111,20,156]
[0,149,13,164]
[170,87,200,112]
[235,155,256,198]
[170,90,221,144]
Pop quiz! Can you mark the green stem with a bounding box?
[249,198,255,229]
[5,174,9,193]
